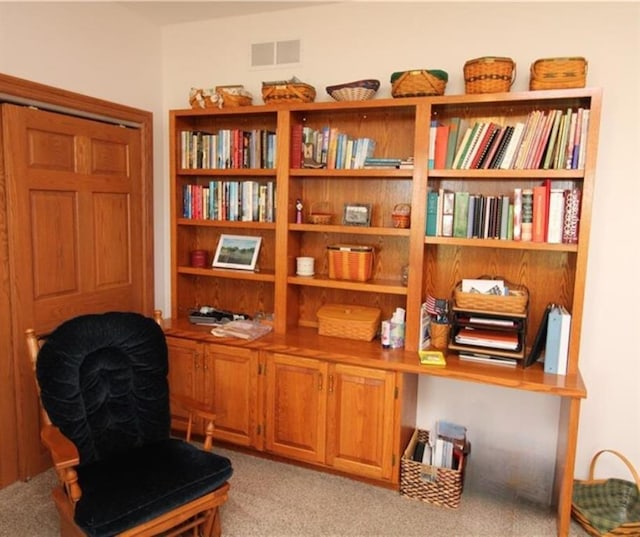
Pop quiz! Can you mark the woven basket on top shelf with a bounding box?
[326,79,380,101]
[529,57,587,90]
[571,450,640,536]
[262,78,316,104]
[391,70,448,98]
[464,57,516,94]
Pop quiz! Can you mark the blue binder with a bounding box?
[544,305,571,375]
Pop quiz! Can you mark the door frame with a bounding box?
[0,72,154,483]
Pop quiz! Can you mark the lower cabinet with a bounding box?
[264,352,398,482]
[166,336,260,448]
[166,339,401,484]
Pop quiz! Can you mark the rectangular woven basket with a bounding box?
[529,57,587,90]
[391,70,447,98]
[464,56,515,94]
[327,245,374,282]
[262,81,316,104]
[453,282,529,314]
[400,429,467,509]
[316,304,380,341]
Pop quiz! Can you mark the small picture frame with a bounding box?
[342,203,372,226]
[212,234,262,271]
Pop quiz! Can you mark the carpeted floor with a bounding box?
[0,447,589,536]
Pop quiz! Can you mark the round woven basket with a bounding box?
[391,70,448,98]
[326,79,380,101]
[464,57,516,94]
[572,450,640,537]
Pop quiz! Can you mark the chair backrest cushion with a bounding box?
[36,311,171,465]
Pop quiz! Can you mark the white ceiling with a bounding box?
[117,1,330,26]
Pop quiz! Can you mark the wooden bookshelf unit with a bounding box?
[167,88,601,536]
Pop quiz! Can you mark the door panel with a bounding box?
[265,352,327,463]
[327,364,396,480]
[3,103,150,479]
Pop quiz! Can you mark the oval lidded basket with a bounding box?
[464,56,516,94]
[391,70,448,98]
[529,57,587,90]
[262,77,316,104]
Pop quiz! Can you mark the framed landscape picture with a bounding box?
[212,234,262,270]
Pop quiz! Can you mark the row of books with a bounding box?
[430,107,590,171]
[426,183,582,244]
[180,129,277,170]
[291,124,378,170]
[182,181,276,223]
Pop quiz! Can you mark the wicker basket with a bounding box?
[308,201,333,225]
[400,429,468,509]
[189,88,221,109]
[215,85,253,107]
[262,78,316,104]
[391,70,448,98]
[572,450,640,536]
[453,282,529,314]
[464,57,516,94]
[392,203,411,229]
[530,57,588,90]
[317,304,381,341]
[326,79,380,101]
[327,244,374,282]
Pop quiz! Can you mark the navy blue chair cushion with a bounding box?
[35,312,233,537]
[37,312,171,463]
[75,438,233,537]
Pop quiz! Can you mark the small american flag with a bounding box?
[424,294,449,321]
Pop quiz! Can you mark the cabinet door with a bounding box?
[326,364,397,481]
[166,336,203,433]
[265,352,328,464]
[205,343,260,448]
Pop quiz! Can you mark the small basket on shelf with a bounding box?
[308,201,334,225]
[391,203,411,229]
[453,281,529,315]
[262,77,316,104]
[390,70,448,98]
[529,57,587,90]
[463,56,516,94]
[326,79,380,101]
[571,450,640,536]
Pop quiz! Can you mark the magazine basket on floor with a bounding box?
[572,450,640,536]
[400,429,469,509]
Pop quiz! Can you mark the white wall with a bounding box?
[0,0,637,504]
[0,1,168,313]
[161,1,640,503]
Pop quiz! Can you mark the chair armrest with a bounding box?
[170,394,217,422]
[41,424,80,469]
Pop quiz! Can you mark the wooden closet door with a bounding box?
[2,103,150,478]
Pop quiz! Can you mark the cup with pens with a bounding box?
[426,295,451,349]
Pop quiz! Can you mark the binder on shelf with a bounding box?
[544,305,571,375]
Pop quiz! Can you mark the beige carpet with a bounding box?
[0,447,589,536]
